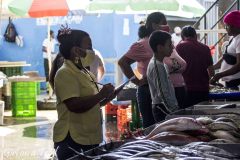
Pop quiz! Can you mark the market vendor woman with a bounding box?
[53,27,115,160]
[210,10,240,89]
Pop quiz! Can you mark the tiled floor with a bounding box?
[0,110,57,160]
[0,104,120,160]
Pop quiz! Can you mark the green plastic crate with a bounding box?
[12,98,37,117]
[12,106,36,117]
[12,98,36,107]
[11,82,37,117]
[12,82,36,88]
[11,82,37,98]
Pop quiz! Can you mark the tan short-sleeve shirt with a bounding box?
[53,60,102,145]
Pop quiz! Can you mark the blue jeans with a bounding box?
[136,85,155,128]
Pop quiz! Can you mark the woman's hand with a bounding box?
[99,83,115,99]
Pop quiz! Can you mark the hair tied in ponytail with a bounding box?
[58,24,72,36]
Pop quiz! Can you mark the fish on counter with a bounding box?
[215,117,240,127]
[210,130,240,143]
[144,117,209,139]
[206,121,239,131]
[196,116,214,125]
[210,85,239,93]
[209,138,236,144]
[148,131,200,145]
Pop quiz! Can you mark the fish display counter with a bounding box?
[68,116,240,159]
[68,85,240,159]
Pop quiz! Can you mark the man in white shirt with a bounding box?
[42,30,58,84]
[171,26,182,47]
[89,49,105,82]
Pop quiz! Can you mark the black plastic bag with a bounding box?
[4,17,18,43]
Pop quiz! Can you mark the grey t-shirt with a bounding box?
[147,57,179,112]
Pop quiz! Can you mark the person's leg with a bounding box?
[185,91,209,107]
[152,103,168,123]
[136,85,155,128]
[44,58,49,81]
[44,58,50,94]
[174,86,187,109]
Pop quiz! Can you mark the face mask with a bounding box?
[160,25,170,33]
[79,49,95,67]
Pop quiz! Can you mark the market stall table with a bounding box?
[0,61,31,77]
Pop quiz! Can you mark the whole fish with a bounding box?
[149,131,200,145]
[210,130,240,143]
[119,145,155,152]
[207,121,238,131]
[183,142,226,153]
[214,117,239,129]
[115,148,140,155]
[145,117,208,139]
[229,130,240,138]
[120,139,168,148]
[130,150,175,159]
[196,117,214,125]
[93,153,128,160]
[209,138,235,143]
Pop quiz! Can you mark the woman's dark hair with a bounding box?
[145,12,166,36]
[57,29,90,59]
[138,25,148,39]
[181,26,197,39]
[49,53,64,89]
[149,30,171,53]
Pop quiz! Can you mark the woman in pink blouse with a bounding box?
[118,12,169,128]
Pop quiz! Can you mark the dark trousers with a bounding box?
[44,58,49,81]
[185,90,209,107]
[174,86,187,109]
[136,85,155,128]
[54,133,99,160]
[225,78,240,90]
[152,103,169,123]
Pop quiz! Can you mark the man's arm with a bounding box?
[97,65,105,82]
[207,65,215,79]
[96,51,105,81]
[42,46,47,52]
